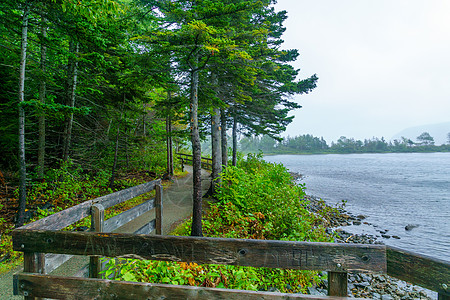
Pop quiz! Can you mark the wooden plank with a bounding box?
[328,272,348,297]
[103,198,155,233]
[23,253,45,300]
[14,273,357,299]
[155,184,163,235]
[386,246,450,295]
[74,264,89,278]
[45,195,154,274]
[94,179,160,209]
[44,253,73,274]
[439,293,450,300]
[134,219,156,235]
[89,204,104,279]
[19,200,93,230]
[18,179,159,231]
[13,230,386,272]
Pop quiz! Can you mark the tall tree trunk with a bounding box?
[166,115,171,176]
[166,92,174,177]
[109,125,120,189]
[125,137,129,169]
[211,107,221,194]
[110,94,125,188]
[232,113,238,167]
[37,16,47,179]
[190,57,202,237]
[17,3,30,227]
[166,113,174,177]
[142,103,146,137]
[62,41,79,161]
[169,114,173,176]
[220,108,228,167]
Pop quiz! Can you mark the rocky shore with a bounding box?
[303,194,436,299]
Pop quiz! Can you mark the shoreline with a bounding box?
[302,192,437,299]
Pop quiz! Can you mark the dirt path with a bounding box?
[0,166,211,299]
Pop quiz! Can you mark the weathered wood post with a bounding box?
[328,271,348,297]
[23,252,45,299]
[155,184,163,235]
[439,290,450,300]
[89,204,104,278]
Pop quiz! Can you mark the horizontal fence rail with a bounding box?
[12,231,387,273]
[13,273,360,300]
[176,152,212,171]
[386,246,450,296]
[20,179,161,231]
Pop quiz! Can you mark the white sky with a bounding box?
[275,0,450,142]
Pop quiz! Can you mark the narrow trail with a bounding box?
[0,166,211,299]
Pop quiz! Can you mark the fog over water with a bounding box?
[275,1,450,142]
[265,152,450,261]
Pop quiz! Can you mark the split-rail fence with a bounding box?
[12,178,449,299]
[177,152,212,171]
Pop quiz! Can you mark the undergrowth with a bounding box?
[0,159,162,273]
[103,153,339,294]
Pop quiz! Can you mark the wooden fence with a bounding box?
[177,152,213,171]
[12,179,450,299]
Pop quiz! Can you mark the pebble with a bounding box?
[304,195,434,300]
[307,287,326,296]
[405,224,419,231]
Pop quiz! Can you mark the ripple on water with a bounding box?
[265,152,450,261]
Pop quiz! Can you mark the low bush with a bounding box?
[104,153,334,293]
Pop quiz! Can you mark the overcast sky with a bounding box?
[274,0,450,142]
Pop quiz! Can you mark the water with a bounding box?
[264,153,450,261]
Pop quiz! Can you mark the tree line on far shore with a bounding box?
[239,132,450,154]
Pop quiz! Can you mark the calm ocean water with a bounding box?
[264,153,450,261]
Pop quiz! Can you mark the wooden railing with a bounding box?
[11,179,450,299]
[13,179,162,294]
[177,152,212,171]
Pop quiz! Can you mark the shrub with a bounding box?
[104,153,333,293]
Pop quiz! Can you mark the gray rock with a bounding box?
[405,224,419,231]
[372,292,381,299]
[307,287,326,296]
[355,282,370,288]
[381,294,393,300]
[360,273,372,283]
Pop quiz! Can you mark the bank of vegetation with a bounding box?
[239,132,450,155]
[101,154,341,293]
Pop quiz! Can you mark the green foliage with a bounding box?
[19,95,91,120]
[241,134,450,155]
[26,160,112,208]
[216,153,332,242]
[101,259,320,293]
[104,154,332,293]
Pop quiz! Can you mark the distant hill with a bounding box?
[392,122,450,145]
